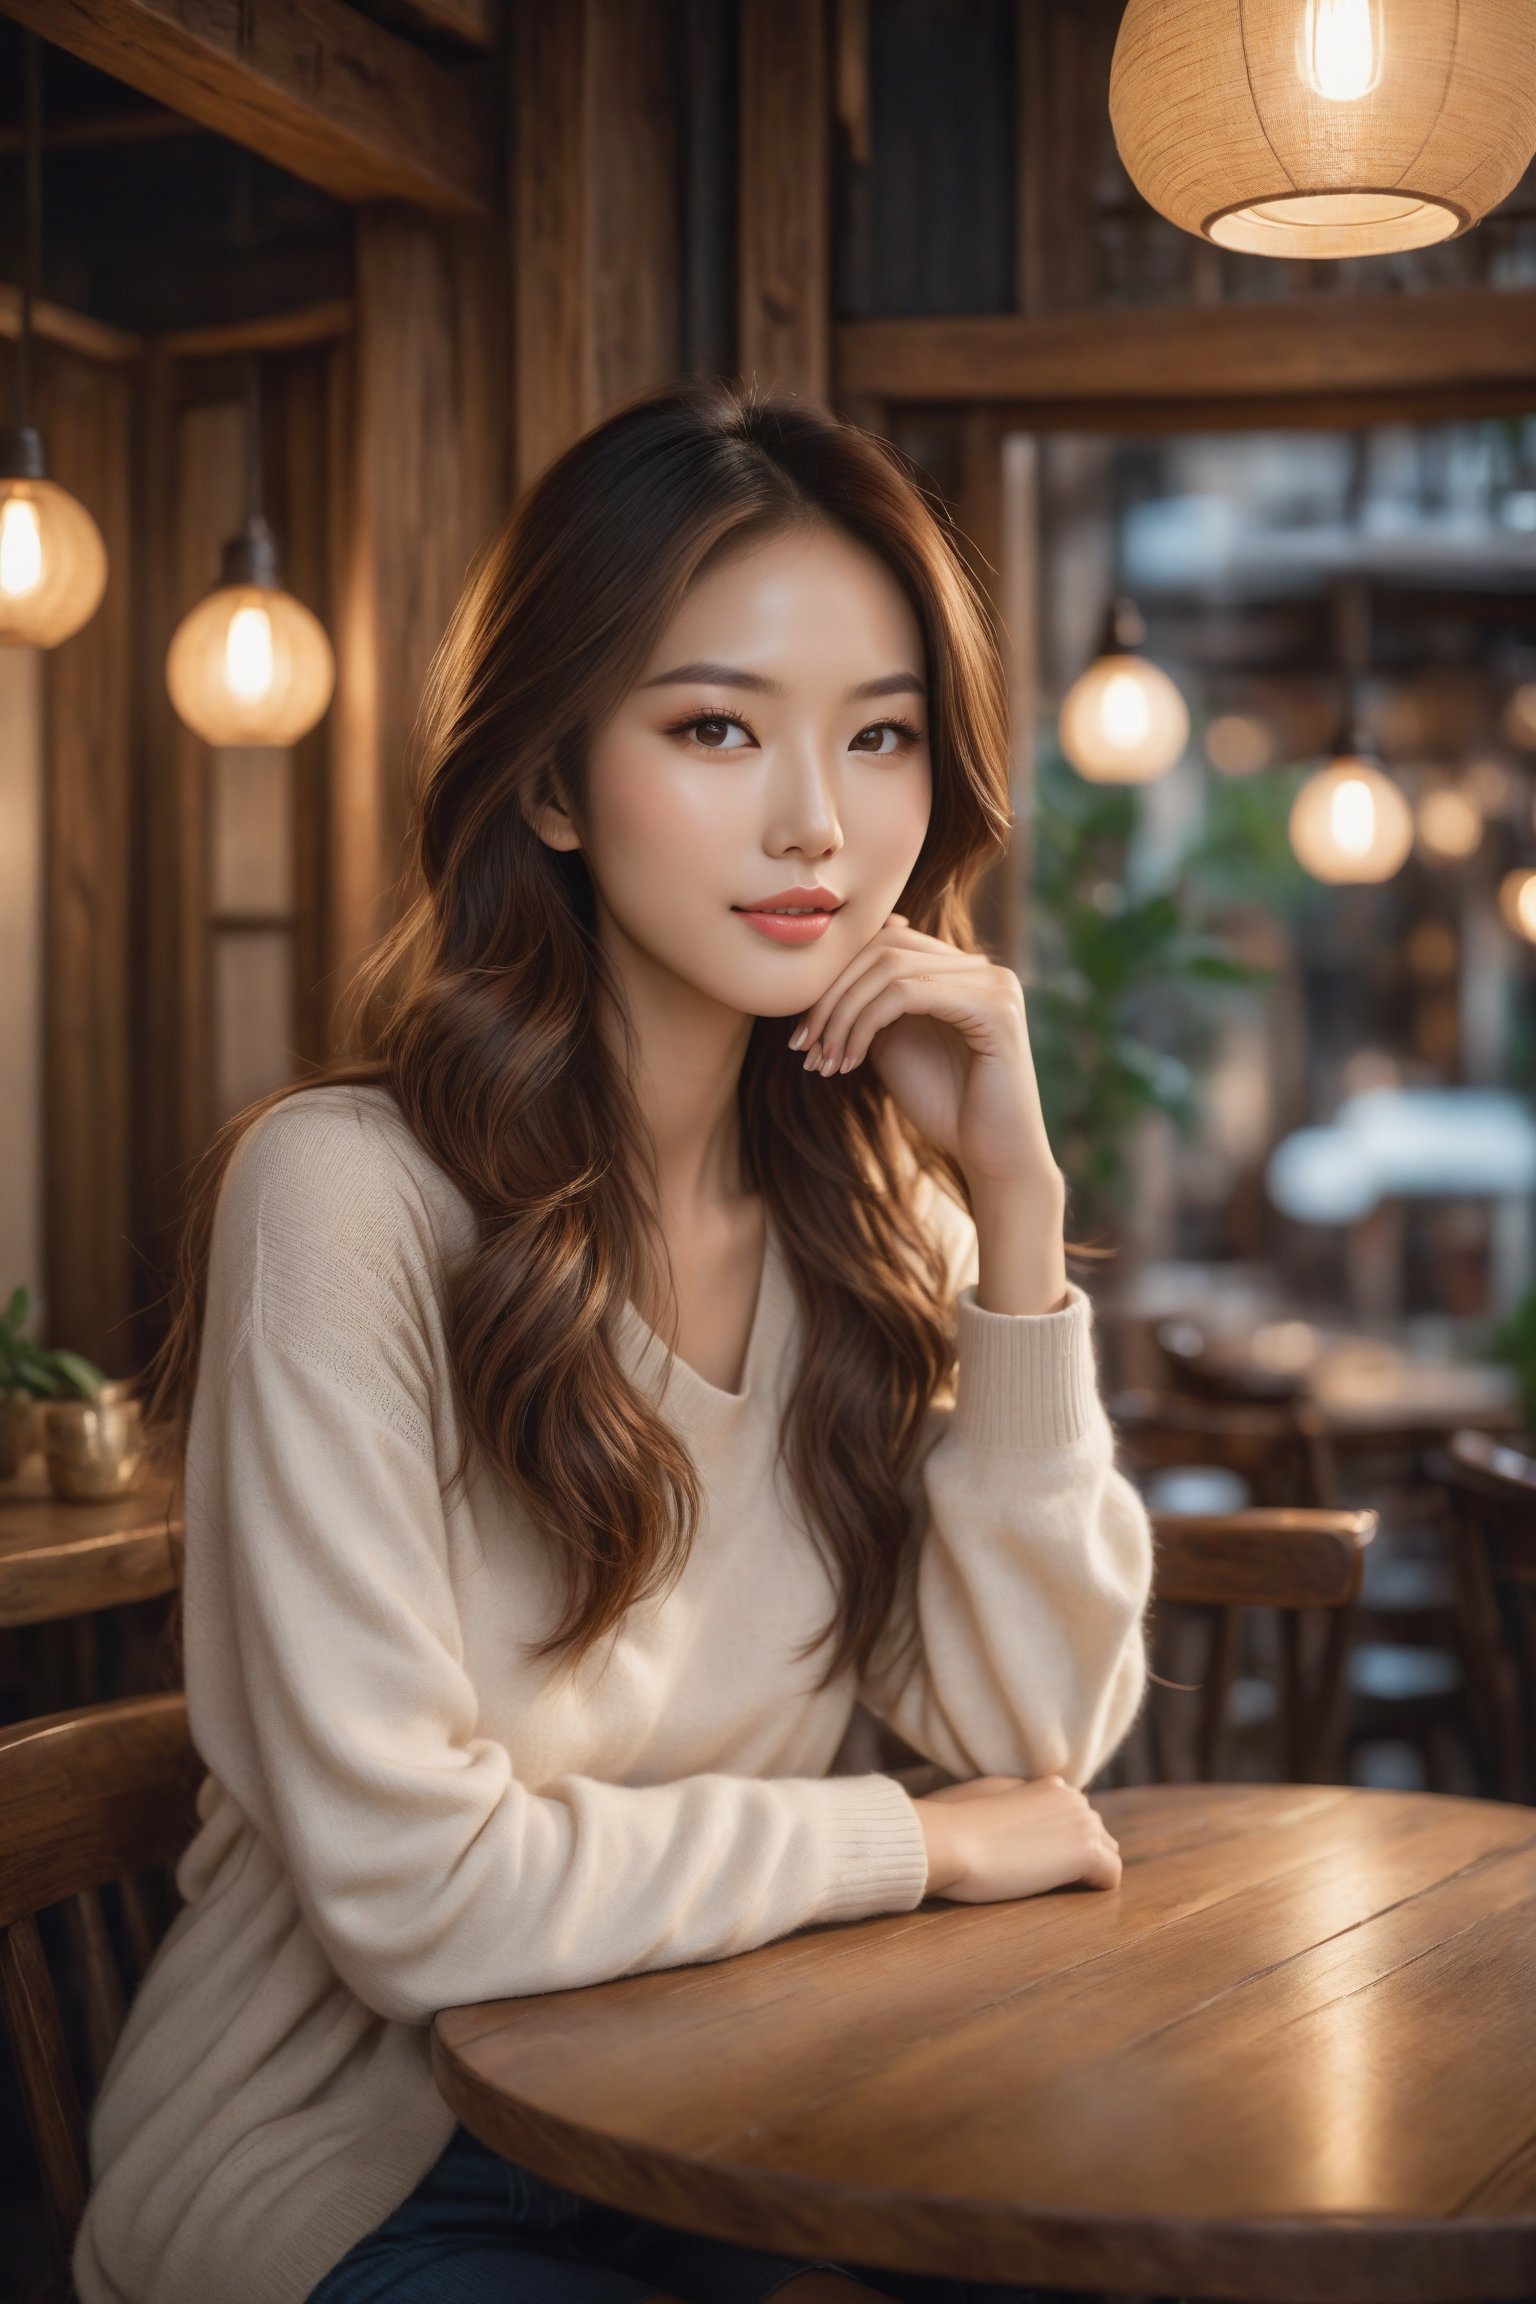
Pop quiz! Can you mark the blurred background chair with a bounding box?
[1435,1429,1536,1805]
[1111,1505,1377,1787]
[0,1693,201,2304]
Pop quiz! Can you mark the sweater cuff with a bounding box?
[951,1278,1101,1451]
[811,1770,931,1923]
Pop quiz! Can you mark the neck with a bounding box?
[595,900,756,1226]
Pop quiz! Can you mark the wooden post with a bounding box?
[34,344,136,1373]
[511,0,684,488]
[738,0,830,404]
[326,207,510,1015]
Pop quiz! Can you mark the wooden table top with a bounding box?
[434,1783,1536,2303]
[0,1467,182,1628]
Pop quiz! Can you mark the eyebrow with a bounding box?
[640,660,928,703]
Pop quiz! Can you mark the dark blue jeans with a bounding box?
[306,2121,1085,2304]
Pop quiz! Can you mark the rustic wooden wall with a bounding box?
[511,0,685,486]
[330,207,510,991]
[28,340,136,1373]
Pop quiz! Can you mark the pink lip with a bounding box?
[732,887,843,948]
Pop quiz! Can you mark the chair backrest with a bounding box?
[0,1692,202,2290]
[1139,1506,1377,1785]
[1438,1429,1536,1802]
[1113,1386,1339,1509]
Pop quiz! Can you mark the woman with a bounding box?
[74,384,1152,2304]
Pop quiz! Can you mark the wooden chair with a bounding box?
[1138,1505,1377,1784]
[0,1693,202,2302]
[1111,1385,1339,1509]
[1436,1428,1536,1804]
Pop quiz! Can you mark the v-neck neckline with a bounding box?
[616,1214,786,1412]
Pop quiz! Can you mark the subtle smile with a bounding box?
[732,887,844,946]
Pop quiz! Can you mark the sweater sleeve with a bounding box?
[854,1190,1153,1790]
[191,1100,930,2030]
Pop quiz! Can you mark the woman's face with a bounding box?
[537,520,933,1021]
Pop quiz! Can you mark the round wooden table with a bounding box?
[0,1466,181,1628]
[434,1784,1536,2303]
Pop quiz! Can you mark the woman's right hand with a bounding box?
[911,1773,1122,1902]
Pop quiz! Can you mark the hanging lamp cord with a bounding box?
[12,29,42,431]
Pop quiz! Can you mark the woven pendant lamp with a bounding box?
[1110,0,1536,260]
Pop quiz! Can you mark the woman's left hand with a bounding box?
[789,913,1060,1196]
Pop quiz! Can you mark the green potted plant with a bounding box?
[0,1286,139,1497]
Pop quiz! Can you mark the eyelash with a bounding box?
[665,708,925,754]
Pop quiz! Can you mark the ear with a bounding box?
[519,771,582,854]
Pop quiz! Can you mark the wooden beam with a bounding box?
[155,300,354,359]
[837,288,1536,408]
[739,0,830,403]
[0,283,141,365]
[359,0,500,52]
[0,0,496,215]
[511,0,682,487]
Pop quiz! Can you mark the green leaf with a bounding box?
[2,1285,27,1335]
[48,1349,107,1401]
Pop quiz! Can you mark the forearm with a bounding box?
[969,1166,1069,1317]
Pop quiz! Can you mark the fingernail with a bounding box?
[820,1051,838,1075]
[802,1046,821,1071]
[839,1054,855,1073]
[788,1025,808,1050]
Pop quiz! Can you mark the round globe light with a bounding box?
[1499,869,1536,945]
[1289,757,1413,883]
[1110,0,1536,261]
[1059,651,1189,785]
[166,544,335,748]
[0,469,108,649]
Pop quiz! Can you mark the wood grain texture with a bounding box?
[511,0,683,486]
[435,1784,1536,2301]
[0,1469,181,1631]
[0,0,496,215]
[0,1692,201,2287]
[0,1913,86,2259]
[329,207,510,987]
[35,343,136,1377]
[0,1691,200,1930]
[739,0,830,403]
[1151,1506,1375,1610]
[837,286,1536,408]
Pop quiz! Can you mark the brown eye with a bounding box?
[685,714,751,751]
[850,722,903,755]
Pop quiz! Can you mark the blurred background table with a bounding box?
[435,1782,1536,2304]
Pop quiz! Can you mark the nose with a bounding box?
[766,729,845,863]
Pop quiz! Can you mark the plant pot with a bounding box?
[39,1382,143,1503]
[0,1389,40,1480]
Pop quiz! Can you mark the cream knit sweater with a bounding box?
[73,1083,1152,2304]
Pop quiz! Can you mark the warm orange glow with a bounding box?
[1059,652,1189,784]
[1289,759,1413,883]
[0,478,108,648]
[166,582,335,746]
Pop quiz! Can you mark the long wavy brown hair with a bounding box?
[149,381,1012,1688]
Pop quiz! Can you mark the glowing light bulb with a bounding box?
[0,497,43,598]
[1499,870,1536,945]
[1059,650,1188,784]
[1304,0,1379,102]
[1329,775,1376,855]
[1289,757,1412,883]
[225,603,275,702]
[1100,670,1152,750]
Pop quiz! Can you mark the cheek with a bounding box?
[855,759,933,880]
[584,736,745,906]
